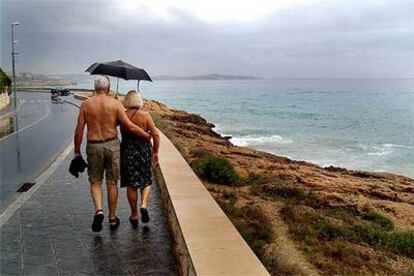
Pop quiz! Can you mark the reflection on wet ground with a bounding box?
[0,148,179,275]
[0,92,79,213]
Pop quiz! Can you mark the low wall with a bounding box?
[0,93,10,111]
[155,131,269,275]
[73,94,89,101]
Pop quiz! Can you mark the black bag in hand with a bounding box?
[69,156,88,178]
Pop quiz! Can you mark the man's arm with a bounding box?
[74,104,86,155]
[116,102,151,141]
[146,113,160,166]
[146,113,160,153]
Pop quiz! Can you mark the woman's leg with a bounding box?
[127,186,138,219]
[140,185,151,208]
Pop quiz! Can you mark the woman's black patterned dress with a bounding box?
[120,109,152,189]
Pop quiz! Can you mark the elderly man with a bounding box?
[74,76,151,232]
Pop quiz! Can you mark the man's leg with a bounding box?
[106,180,118,219]
[86,143,105,232]
[104,140,121,230]
[140,186,151,209]
[140,185,151,223]
[90,181,103,212]
[90,181,105,232]
[127,186,138,219]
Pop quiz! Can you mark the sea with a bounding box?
[67,76,414,178]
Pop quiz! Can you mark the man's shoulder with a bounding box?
[108,97,123,109]
[83,95,118,105]
[108,96,120,104]
[80,98,92,108]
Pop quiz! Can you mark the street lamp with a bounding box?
[11,21,20,109]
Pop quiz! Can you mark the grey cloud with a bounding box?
[1,0,413,78]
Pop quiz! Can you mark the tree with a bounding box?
[0,68,12,95]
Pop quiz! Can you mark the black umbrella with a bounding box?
[85,60,152,94]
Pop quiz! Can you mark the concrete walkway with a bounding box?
[0,148,178,275]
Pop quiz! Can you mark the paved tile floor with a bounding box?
[0,154,179,275]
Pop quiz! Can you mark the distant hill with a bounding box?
[153,73,261,81]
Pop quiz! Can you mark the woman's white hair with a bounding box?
[123,90,144,109]
[94,76,110,91]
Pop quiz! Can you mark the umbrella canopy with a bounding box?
[85,60,152,81]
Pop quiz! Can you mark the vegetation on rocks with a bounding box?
[148,99,414,275]
[216,192,273,258]
[191,155,240,185]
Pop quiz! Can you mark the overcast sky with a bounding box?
[1,0,413,78]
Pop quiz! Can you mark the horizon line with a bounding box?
[4,70,414,80]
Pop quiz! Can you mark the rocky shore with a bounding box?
[144,99,414,275]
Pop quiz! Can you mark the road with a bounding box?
[0,91,79,213]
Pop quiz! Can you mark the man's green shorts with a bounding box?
[86,139,120,182]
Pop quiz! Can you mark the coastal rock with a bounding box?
[146,98,414,227]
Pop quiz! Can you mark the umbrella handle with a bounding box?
[116,78,119,99]
[137,80,140,92]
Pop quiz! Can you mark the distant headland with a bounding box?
[153,73,262,81]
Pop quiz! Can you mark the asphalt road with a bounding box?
[0,91,79,213]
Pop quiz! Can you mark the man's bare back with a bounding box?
[82,94,120,141]
[74,93,150,155]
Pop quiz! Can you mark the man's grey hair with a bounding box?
[94,76,110,91]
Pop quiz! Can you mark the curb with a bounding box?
[0,97,80,228]
[0,143,73,228]
[63,98,81,108]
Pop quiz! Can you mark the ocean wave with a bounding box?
[212,124,232,137]
[382,143,413,149]
[362,143,413,156]
[230,135,293,147]
[367,149,394,156]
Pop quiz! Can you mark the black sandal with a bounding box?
[91,210,104,232]
[129,217,139,229]
[109,216,120,230]
[140,208,150,223]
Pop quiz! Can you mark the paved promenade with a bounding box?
[0,149,178,275]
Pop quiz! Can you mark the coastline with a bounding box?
[76,90,413,180]
[144,98,414,275]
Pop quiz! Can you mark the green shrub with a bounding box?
[283,204,414,258]
[217,197,273,258]
[259,183,307,199]
[191,155,239,185]
[188,147,212,158]
[241,172,268,185]
[387,231,414,258]
[362,211,394,231]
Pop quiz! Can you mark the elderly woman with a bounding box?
[121,90,160,228]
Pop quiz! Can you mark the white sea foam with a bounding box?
[363,143,413,156]
[212,124,233,137]
[367,149,394,156]
[382,143,413,149]
[212,124,222,134]
[230,135,293,147]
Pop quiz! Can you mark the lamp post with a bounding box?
[11,21,20,109]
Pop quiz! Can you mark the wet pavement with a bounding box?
[0,151,179,275]
[0,92,78,212]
